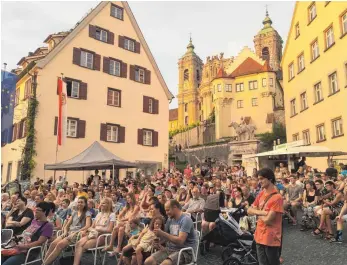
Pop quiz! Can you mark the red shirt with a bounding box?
[252,188,284,247]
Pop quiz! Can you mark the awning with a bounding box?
[44,141,137,171]
[249,145,347,158]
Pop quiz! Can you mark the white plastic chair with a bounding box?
[20,241,47,265]
[1,228,13,246]
[87,233,112,265]
[193,212,202,231]
[176,230,200,265]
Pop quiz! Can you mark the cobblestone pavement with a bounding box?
[81,221,347,265]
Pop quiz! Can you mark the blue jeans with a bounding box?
[1,253,26,265]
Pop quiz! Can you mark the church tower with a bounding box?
[253,9,283,72]
[177,37,203,127]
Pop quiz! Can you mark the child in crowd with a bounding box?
[119,216,164,265]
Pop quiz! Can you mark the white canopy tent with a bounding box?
[250,145,347,158]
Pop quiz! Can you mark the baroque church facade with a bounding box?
[170,11,285,141]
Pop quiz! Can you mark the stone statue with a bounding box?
[229,118,257,141]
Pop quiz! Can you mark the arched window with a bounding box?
[196,70,200,81]
[262,47,270,61]
[184,69,189,81]
[185,116,189,125]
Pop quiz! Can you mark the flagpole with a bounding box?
[54,74,64,182]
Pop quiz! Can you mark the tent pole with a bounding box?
[112,164,115,183]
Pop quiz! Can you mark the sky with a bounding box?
[1,1,295,108]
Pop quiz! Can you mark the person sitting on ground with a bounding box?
[283,175,303,225]
[5,196,34,235]
[43,197,92,265]
[182,187,205,221]
[1,202,53,265]
[300,181,318,231]
[121,216,165,265]
[313,181,344,240]
[72,198,115,265]
[144,200,197,265]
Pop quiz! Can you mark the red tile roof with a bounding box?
[217,66,226,78]
[169,108,178,121]
[229,57,274,78]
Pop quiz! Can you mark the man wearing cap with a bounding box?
[248,168,284,265]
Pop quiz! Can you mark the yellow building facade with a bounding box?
[2,1,173,183]
[282,1,347,170]
[172,12,285,140]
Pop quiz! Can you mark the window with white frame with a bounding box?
[80,50,93,69]
[251,98,258,106]
[109,59,121,76]
[135,68,145,83]
[269,78,274,87]
[332,118,343,137]
[236,83,244,92]
[107,125,118,142]
[295,23,300,38]
[71,81,79,98]
[328,72,338,94]
[298,53,305,72]
[111,4,123,20]
[289,63,294,80]
[316,124,326,142]
[308,3,317,22]
[107,89,120,107]
[300,92,308,110]
[292,133,299,141]
[148,98,153,113]
[96,28,107,42]
[303,130,310,145]
[217,84,222,92]
[124,38,135,52]
[325,26,335,49]
[290,99,296,116]
[262,78,267,87]
[249,80,258,90]
[341,11,347,35]
[311,40,319,60]
[67,119,78,137]
[314,82,323,103]
[225,84,232,92]
[237,100,243,108]
[143,130,153,146]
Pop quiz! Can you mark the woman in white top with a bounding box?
[73,198,115,265]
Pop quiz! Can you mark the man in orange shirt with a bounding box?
[248,168,284,265]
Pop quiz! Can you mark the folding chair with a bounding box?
[20,241,48,265]
[176,230,200,265]
[1,229,14,247]
[87,233,112,265]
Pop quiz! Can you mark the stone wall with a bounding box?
[184,143,230,165]
[172,123,215,148]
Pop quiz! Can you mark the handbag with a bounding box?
[87,228,99,239]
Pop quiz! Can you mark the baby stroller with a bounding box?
[202,207,258,265]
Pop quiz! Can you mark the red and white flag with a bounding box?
[57,77,67,146]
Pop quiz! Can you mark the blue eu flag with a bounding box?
[1,70,17,145]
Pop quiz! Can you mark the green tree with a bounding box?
[257,122,287,151]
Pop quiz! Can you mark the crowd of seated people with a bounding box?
[1,161,347,265]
